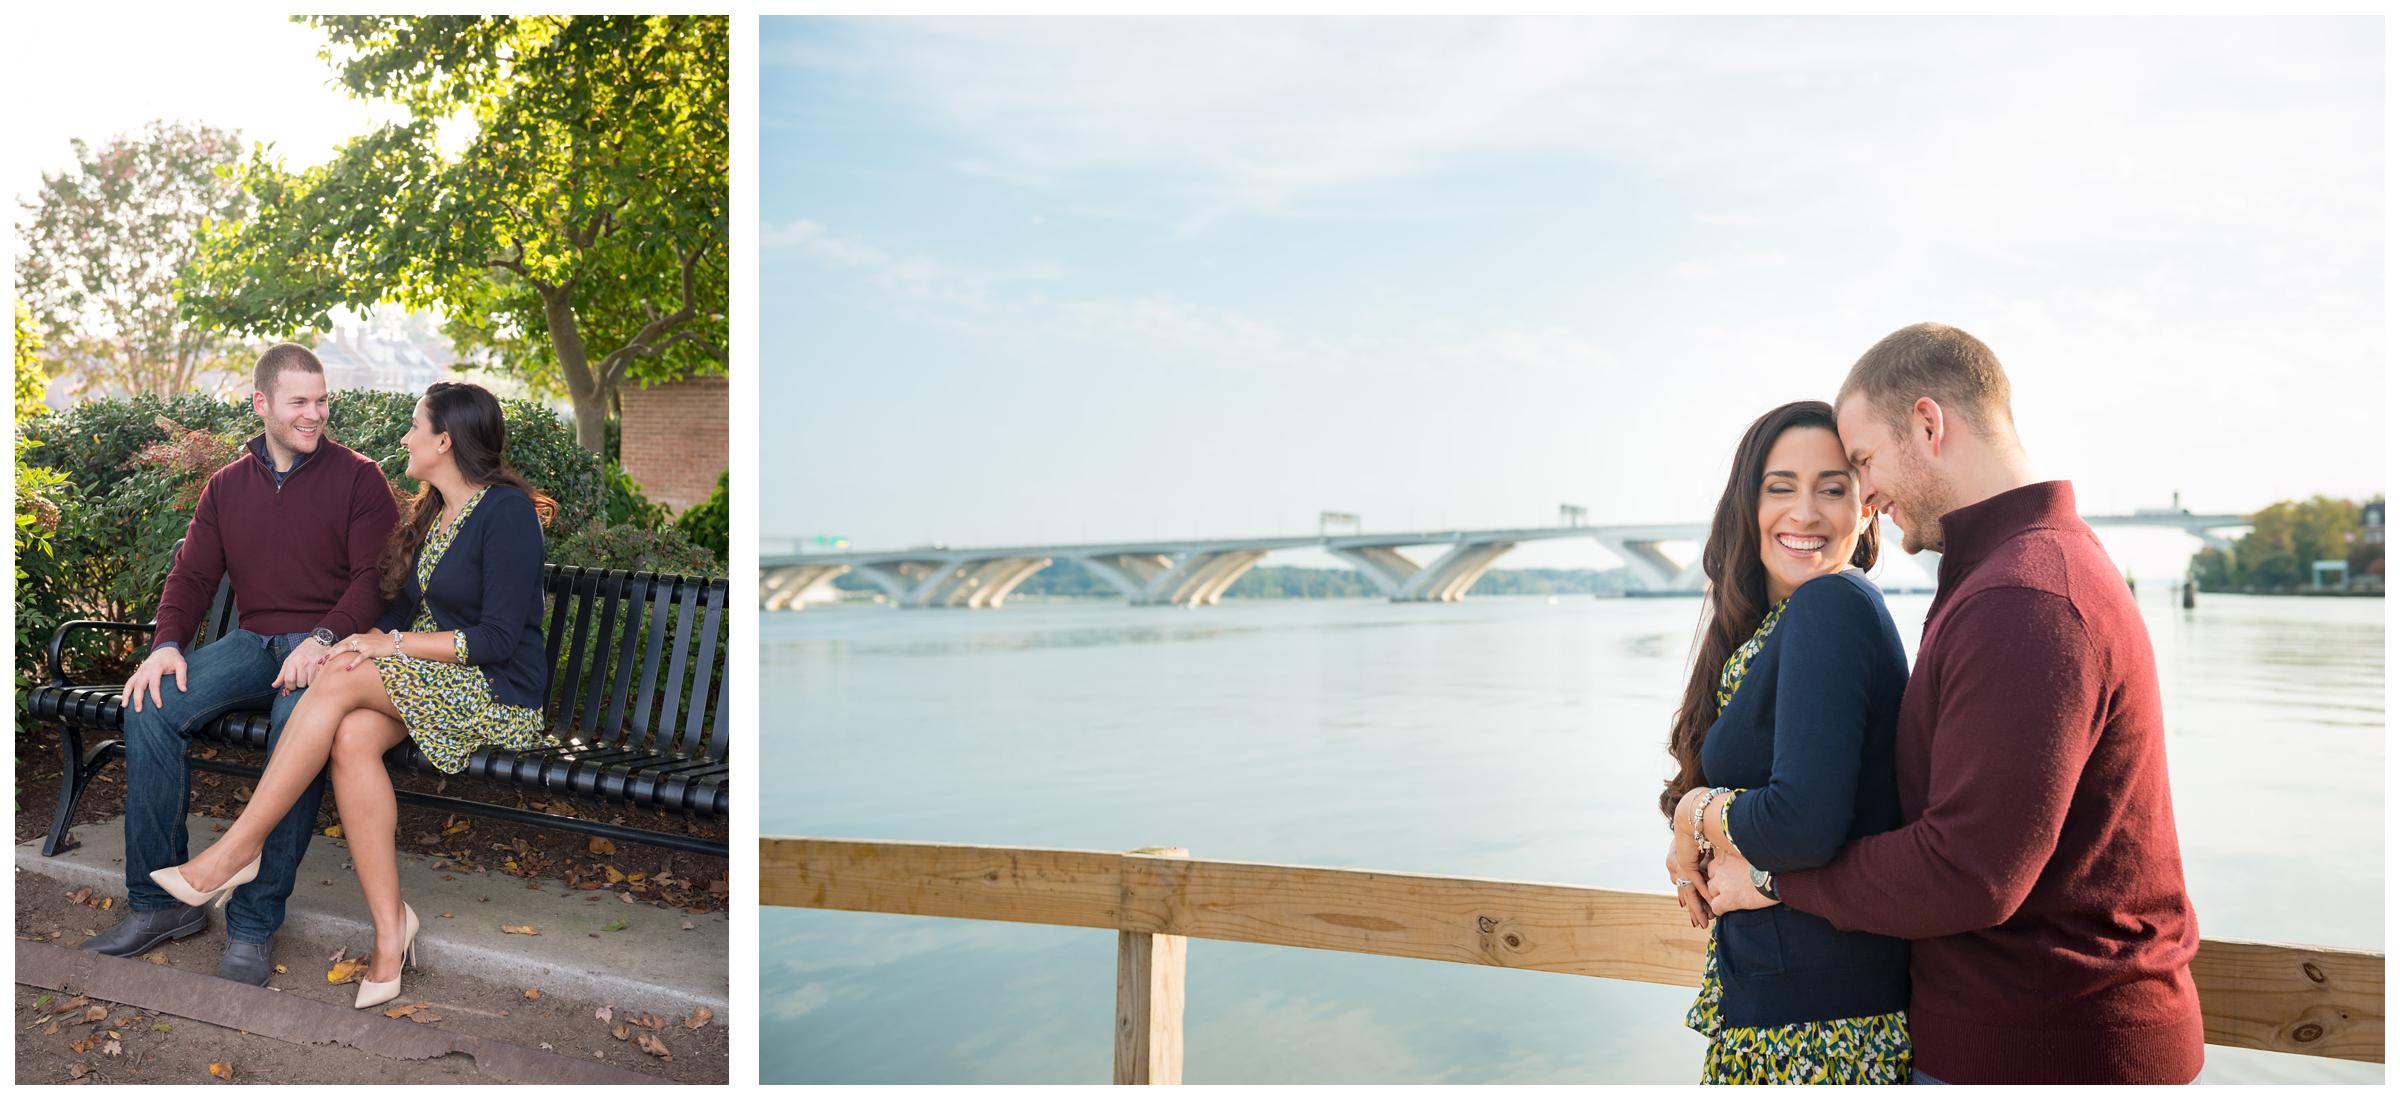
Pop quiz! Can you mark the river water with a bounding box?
[761,590,2383,1084]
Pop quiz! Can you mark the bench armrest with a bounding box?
[47,620,159,688]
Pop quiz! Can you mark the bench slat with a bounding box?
[678,582,729,756]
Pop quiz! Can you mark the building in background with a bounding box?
[620,374,728,514]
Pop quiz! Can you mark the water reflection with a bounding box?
[764,593,2383,1084]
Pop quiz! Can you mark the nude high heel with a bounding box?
[150,851,263,910]
[354,903,421,1010]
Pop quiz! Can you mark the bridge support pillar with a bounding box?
[761,563,849,610]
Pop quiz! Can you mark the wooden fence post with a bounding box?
[1116,847,1189,1085]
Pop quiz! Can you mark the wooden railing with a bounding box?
[763,836,2386,1083]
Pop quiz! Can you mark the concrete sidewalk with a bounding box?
[18,813,727,1019]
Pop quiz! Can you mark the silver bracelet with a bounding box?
[388,628,406,660]
[1693,787,1730,853]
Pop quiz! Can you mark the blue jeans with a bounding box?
[121,629,330,944]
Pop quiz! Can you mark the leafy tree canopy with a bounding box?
[16,120,254,398]
[184,15,728,451]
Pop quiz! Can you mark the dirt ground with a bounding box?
[15,868,727,1085]
[13,717,731,1084]
[15,725,728,913]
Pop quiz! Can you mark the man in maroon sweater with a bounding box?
[83,344,400,987]
[1703,323,2204,1084]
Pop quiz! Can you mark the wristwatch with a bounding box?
[309,627,339,649]
[1750,864,1779,901]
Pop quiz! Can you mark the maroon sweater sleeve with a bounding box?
[313,460,400,639]
[151,474,230,651]
[1776,586,2105,938]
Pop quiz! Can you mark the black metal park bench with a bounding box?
[28,560,731,857]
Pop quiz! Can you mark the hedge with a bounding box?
[15,389,721,698]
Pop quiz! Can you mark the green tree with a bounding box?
[185,15,728,452]
[16,304,70,702]
[15,120,254,397]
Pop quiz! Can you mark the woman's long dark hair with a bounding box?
[1659,400,1877,818]
[376,381,559,600]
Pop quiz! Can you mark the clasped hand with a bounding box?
[1702,848,1778,915]
[321,632,399,672]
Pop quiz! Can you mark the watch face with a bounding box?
[311,628,338,646]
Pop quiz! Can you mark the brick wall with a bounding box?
[620,374,728,515]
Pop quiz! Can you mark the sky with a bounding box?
[6,12,468,350]
[5,13,415,201]
[760,16,2384,575]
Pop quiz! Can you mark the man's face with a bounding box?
[1836,393,1956,555]
[252,367,329,460]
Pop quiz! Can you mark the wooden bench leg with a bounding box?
[45,724,122,857]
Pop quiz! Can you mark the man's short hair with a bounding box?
[1837,323,2016,441]
[254,343,324,398]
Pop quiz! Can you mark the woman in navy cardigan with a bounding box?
[1656,400,1913,1083]
[152,382,554,1011]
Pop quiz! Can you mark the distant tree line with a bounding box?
[835,560,1632,600]
[2190,495,2384,593]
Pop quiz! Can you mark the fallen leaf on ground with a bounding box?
[273,964,287,974]
[626,1012,664,1030]
[588,838,616,856]
[328,959,366,985]
[502,924,539,935]
[383,1002,429,1019]
[65,887,91,905]
[209,1062,234,1081]
[141,952,168,966]
[80,1006,107,1023]
[150,1023,171,1034]
[595,1005,613,1023]
[635,1032,672,1060]
[523,989,542,1001]
[602,920,627,933]
[611,1023,630,1042]
[57,996,88,1014]
[681,921,694,931]
[683,1007,712,1030]
[328,946,348,964]
[70,1037,95,1054]
[68,1061,91,1080]
[324,825,343,838]
[103,1039,122,1056]
[439,912,452,919]
[41,1020,62,1036]
[100,897,113,910]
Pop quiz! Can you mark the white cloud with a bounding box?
[763,219,1062,313]
[774,16,2380,264]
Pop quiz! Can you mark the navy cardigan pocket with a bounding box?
[1716,908,1785,979]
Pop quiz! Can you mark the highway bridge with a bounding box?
[761,510,2246,610]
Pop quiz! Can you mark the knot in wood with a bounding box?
[1503,933,1523,949]
[2292,1022,2325,1044]
[2301,961,2326,984]
[1476,916,1498,933]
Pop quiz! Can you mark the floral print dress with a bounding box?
[1683,597,1913,1084]
[372,487,555,773]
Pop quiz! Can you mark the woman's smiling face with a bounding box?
[1756,425,1868,604]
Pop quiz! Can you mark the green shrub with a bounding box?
[16,389,609,664]
[675,469,729,564]
[550,523,722,578]
[329,389,604,538]
[603,459,672,531]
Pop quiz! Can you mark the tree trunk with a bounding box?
[540,287,607,452]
